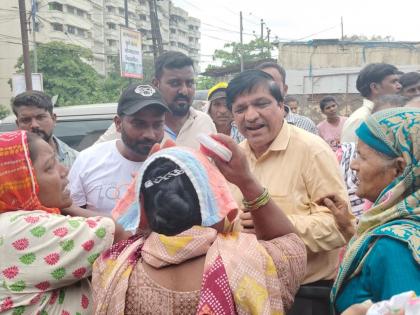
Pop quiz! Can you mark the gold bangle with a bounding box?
[242,188,270,211]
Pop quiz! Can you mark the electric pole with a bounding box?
[266,27,271,56]
[31,0,38,73]
[260,19,264,54]
[341,16,344,40]
[18,0,32,90]
[124,0,129,27]
[240,11,244,72]
[149,0,163,61]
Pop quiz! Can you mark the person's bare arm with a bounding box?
[209,133,296,241]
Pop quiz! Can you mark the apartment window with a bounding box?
[76,9,85,17]
[67,25,76,34]
[170,28,176,34]
[51,23,63,31]
[189,37,193,42]
[139,0,146,4]
[48,2,63,11]
[188,25,193,31]
[118,8,124,16]
[107,39,117,46]
[139,14,147,21]
[67,5,75,14]
[77,28,86,37]
[106,6,115,13]
[107,23,116,30]
[107,56,114,64]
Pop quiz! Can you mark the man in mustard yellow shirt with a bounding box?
[226,70,353,288]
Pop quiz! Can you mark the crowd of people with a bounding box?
[0,51,419,315]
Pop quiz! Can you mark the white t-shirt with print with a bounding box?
[69,140,143,215]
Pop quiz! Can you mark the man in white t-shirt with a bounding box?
[69,84,169,214]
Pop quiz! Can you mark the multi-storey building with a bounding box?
[0,0,201,105]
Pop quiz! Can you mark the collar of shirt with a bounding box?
[165,107,198,140]
[242,121,291,160]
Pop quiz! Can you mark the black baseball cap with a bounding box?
[117,84,170,116]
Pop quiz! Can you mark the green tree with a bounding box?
[209,38,273,69]
[196,76,217,90]
[15,41,106,105]
[14,41,155,106]
[0,104,10,119]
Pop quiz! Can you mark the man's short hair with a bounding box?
[284,95,298,105]
[256,62,287,84]
[356,63,399,98]
[12,90,53,116]
[319,95,338,111]
[372,94,407,113]
[154,51,194,79]
[226,69,283,111]
[399,72,420,89]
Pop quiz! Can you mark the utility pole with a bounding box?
[18,0,32,90]
[239,11,244,72]
[149,0,163,61]
[341,16,344,40]
[31,0,38,73]
[260,19,264,54]
[124,0,129,27]
[266,27,271,56]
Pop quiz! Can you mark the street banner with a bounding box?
[119,27,143,79]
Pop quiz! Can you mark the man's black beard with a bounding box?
[170,104,190,117]
[121,131,160,157]
[170,95,191,117]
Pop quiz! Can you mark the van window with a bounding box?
[54,119,113,150]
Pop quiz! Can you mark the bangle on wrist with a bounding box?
[242,188,271,211]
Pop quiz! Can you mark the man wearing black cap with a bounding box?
[68,84,168,215]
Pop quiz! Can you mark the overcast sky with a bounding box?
[172,0,420,70]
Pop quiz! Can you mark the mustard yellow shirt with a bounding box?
[232,122,352,284]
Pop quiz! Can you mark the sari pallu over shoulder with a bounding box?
[92,227,300,315]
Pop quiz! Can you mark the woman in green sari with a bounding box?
[325,108,419,314]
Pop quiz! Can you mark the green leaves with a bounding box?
[208,38,273,69]
[14,41,154,106]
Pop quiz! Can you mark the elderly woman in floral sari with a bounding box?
[320,108,420,314]
[92,136,307,315]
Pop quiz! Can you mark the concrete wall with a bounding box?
[278,41,420,70]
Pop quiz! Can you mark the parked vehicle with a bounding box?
[0,94,210,151]
[0,103,116,151]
